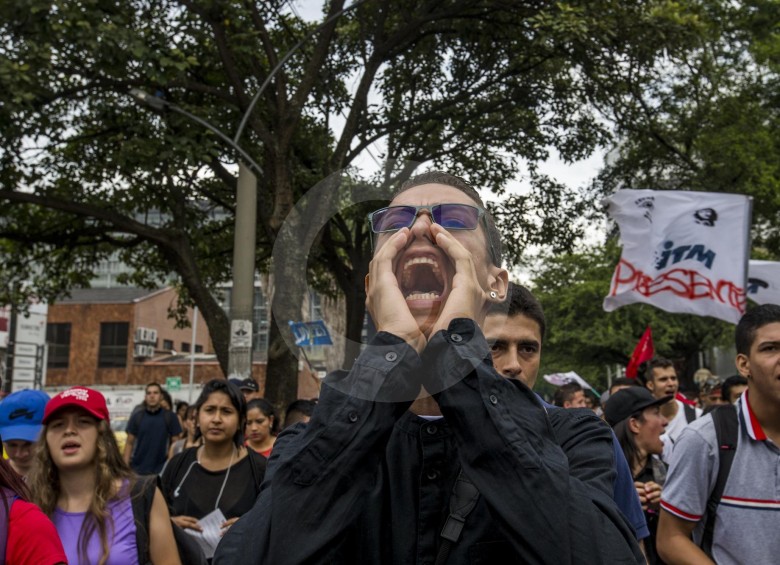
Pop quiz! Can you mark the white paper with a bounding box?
[185,508,227,559]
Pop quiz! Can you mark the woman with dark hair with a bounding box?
[160,379,266,555]
[244,398,279,458]
[29,386,180,565]
[604,387,672,565]
[0,454,68,564]
[168,405,202,459]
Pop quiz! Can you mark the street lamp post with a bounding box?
[129,89,258,381]
[129,0,371,390]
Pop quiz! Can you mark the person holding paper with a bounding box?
[161,379,266,558]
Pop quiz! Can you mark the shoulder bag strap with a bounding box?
[701,404,738,557]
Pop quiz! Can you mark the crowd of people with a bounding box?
[0,170,777,564]
[0,374,315,564]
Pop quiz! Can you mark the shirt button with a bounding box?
[385,351,398,362]
[348,411,359,423]
[451,333,463,343]
[425,424,437,435]
[489,394,498,405]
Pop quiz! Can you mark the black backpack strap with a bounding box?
[683,402,697,424]
[131,475,158,565]
[435,468,480,565]
[701,404,738,557]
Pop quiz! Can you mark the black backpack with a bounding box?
[131,475,208,565]
[700,404,738,558]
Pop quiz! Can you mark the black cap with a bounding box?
[604,387,673,426]
[239,378,259,392]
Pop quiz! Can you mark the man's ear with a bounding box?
[735,353,750,379]
[364,274,370,297]
[488,267,509,300]
[646,378,655,393]
[628,417,641,435]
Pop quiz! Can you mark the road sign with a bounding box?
[166,376,182,391]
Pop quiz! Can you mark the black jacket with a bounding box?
[215,319,642,564]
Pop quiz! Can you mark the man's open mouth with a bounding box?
[400,256,445,300]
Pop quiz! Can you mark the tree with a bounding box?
[592,0,780,256]
[1,0,714,412]
[529,240,733,391]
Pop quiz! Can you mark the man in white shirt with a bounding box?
[642,357,701,462]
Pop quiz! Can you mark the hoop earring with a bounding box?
[489,291,497,299]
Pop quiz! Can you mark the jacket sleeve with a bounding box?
[214,331,421,565]
[425,318,643,564]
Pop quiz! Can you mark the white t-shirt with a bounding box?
[661,399,702,462]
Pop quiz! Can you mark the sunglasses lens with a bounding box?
[371,206,417,232]
[433,204,480,230]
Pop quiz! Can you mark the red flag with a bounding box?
[626,326,654,378]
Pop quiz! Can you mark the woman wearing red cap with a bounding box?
[29,387,181,565]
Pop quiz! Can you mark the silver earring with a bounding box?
[489,291,497,299]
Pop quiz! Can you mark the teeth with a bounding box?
[406,292,441,300]
[401,256,444,287]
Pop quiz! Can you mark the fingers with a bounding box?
[172,515,202,532]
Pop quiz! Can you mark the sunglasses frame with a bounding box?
[367,203,485,234]
[367,203,501,266]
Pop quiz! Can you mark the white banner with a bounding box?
[747,260,780,305]
[603,190,752,324]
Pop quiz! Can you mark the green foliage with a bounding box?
[0,0,752,399]
[592,0,780,254]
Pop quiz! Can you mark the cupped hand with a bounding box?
[171,515,202,532]
[366,228,427,353]
[428,224,488,335]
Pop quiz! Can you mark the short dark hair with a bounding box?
[608,377,637,395]
[735,303,780,355]
[721,374,748,403]
[641,357,675,386]
[246,398,280,435]
[194,379,246,447]
[394,171,503,266]
[284,399,317,429]
[145,382,162,394]
[553,382,583,407]
[486,282,546,340]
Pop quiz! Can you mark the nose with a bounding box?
[407,208,434,238]
[500,349,522,379]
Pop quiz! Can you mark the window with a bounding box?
[46,323,71,368]
[163,339,174,351]
[181,342,191,353]
[195,344,203,353]
[98,322,129,368]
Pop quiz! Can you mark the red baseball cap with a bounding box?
[43,387,110,424]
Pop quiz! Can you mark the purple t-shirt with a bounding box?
[52,481,139,565]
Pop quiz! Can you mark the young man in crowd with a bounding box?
[553,382,588,408]
[658,304,780,564]
[215,171,643,563]
[483,282,649,543]
[0,389,49,479]
[721,374,748,404]
[123,382,182,474]
[643,357,701,462]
